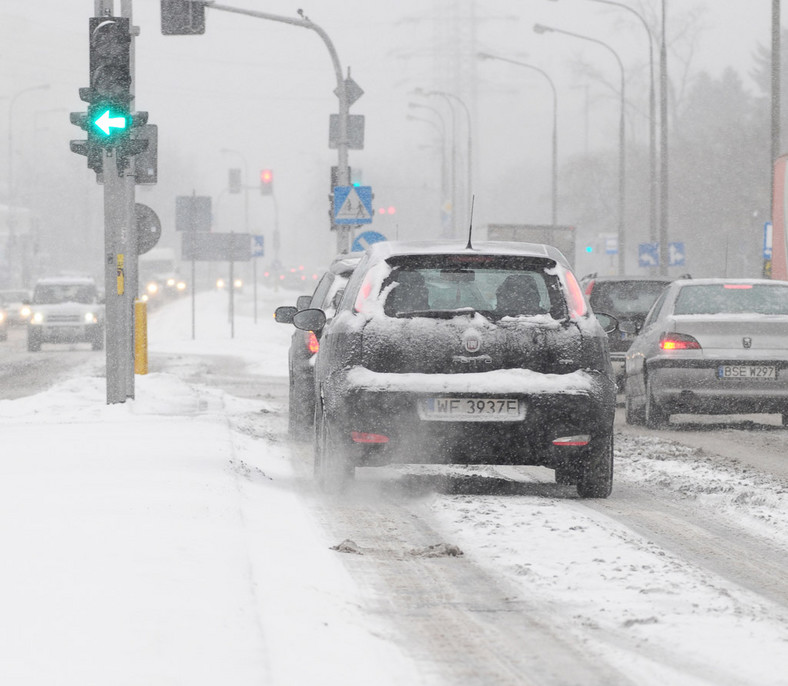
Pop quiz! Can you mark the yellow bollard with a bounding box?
[134,299,148,375]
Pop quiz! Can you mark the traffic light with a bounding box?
[87,16,132,147]
[71,16,149,174]
[229,168,241,194]
[161,0,206,35]
[260,169,273,195]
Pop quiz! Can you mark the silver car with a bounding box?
[624,278,788,427]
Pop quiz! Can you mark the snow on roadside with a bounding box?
[0,290,421,686]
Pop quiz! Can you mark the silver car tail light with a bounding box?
[552,434,590,446]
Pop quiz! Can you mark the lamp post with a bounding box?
[7,84,49,288]
[407,114,448,229]
[413,89,473,226]
[478,52,558,226]
[534,24,626,274]
[551,0,656,247]
[408,101,453,237]
[659,0,669,275]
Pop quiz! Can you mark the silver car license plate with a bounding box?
[717,365,776,380]
[418,397,524,422]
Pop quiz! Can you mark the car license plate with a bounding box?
[717,365,776,380]
[418,397,524,422]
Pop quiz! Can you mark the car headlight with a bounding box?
[146,282,159,295]
[31,311,44,324]
[166,278,176,287]
[234,279,243,289]
[20,305,31,318]
[176,281,186,291]
[0,312,5,323]
[84,312,97,324]
[216,278,225,289]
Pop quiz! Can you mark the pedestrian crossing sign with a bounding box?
[333,185,373,225]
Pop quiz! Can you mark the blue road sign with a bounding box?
[251,235,264,258]
[669,241,686,267]
[334,185,373,225]
[638,242,659,267]
[764,222,773,260]
[351,230,387,252]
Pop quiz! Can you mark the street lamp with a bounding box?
[407,114,448,229]
[408,101,454,237]
[413,88,473,230]
[478,52,558,226]
[534,24,626,274]
[550,0,656,247]
[7,83,49,288]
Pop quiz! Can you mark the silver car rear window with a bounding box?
[674,284,788,315]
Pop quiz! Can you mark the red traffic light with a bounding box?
[260,169,273,195]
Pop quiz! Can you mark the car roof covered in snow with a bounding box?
[363,239,571,267]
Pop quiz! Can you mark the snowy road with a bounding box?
[1,290,786,685]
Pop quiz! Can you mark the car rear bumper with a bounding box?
[649,361,788,414]
[323,367,616,467]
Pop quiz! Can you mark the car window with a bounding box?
[34,284,98,304]
[589,281,670,317]
[643,288,670,328]
[674,283,788,315]
[310,272,334,308]
[378,255,563,319]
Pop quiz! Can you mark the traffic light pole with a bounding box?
[197,4,352,252]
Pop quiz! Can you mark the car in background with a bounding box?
[293,240,617,498]
[27,276,105,352]
[275,253,362,439]
[623,278,788,428]
[0,289,32,325]
[0,303,7,341]
[581,274,675,390]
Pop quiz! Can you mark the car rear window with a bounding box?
[674,283,788,315]
[379,255,565,319]
[589,281,670,317]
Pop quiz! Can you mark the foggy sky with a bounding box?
[0,0,778,277]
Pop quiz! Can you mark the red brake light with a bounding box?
[565,271,587,318]
[584,279,595,296]
[660,332,701,350]
[306,331,319,354]
[351,431,389,444]
[354,276,374,313]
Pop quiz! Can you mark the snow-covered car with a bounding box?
[623,278,788,427]
[27,276,105,352]
[581,274,675,390]
[293,240,617,498]
[275,253,362,440]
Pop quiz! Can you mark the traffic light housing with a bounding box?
[71,16,150,175]
[161,0,206,35]
[260,169,273,195]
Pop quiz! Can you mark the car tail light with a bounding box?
[351,431,389,443]
[583,279,595,296]
[354,276,374,313]
[306,331,319,354]
[565,270,588,318]
[552,434,590,446]
[660,332,701,350]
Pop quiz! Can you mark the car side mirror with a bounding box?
[296,295,312,311]
[594,312,619,334]
[274,305,297,324]
[293,308,327,335]
[618,319,640,335]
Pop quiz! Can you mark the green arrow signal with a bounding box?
[94,109,127,136]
